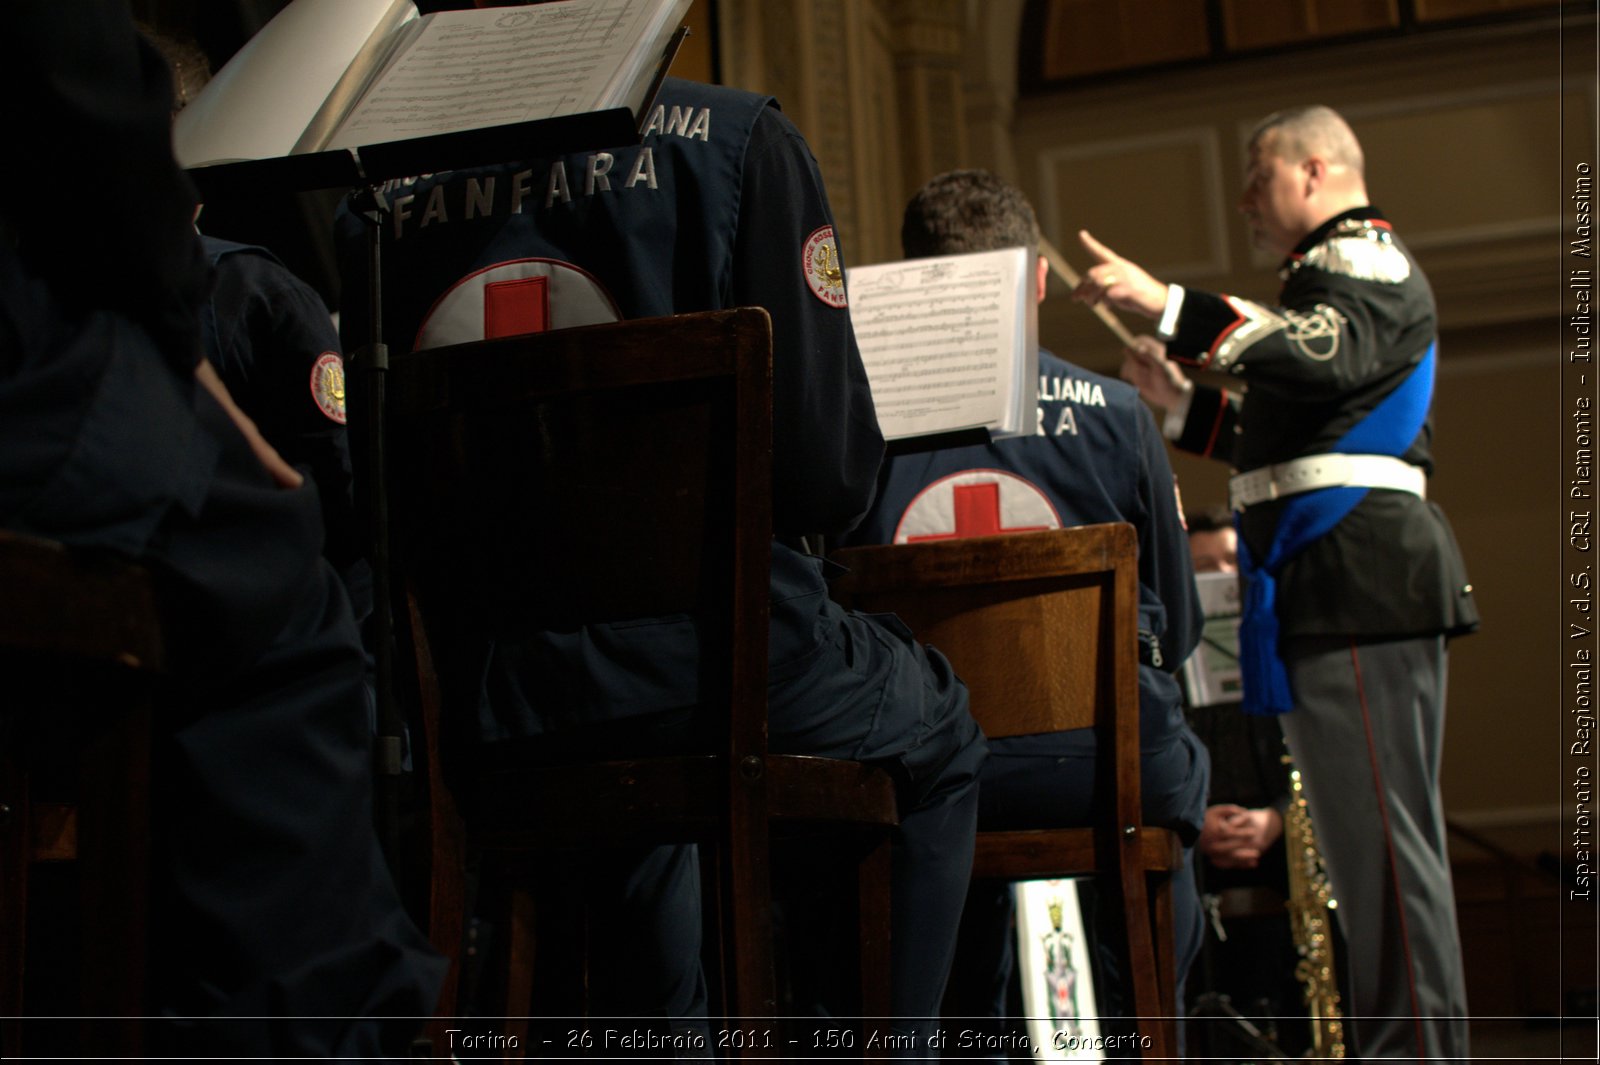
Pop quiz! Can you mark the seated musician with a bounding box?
[838,169,1210,1040]
[1,4,443,1054]
[335,16,987,1044]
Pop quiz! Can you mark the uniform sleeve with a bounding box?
[1135,404,1202,671]
[222,258,349,479]
[731,106,885,538]
[1171,383,1241,464]
[220,255,368,619]
[3,1,209,368]
[1162,234,1425,398]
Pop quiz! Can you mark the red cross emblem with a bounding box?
[413,257,621,351]
[893,469,1061,544]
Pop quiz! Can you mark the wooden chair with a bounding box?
[0,530,163,1059]
[831,523,1182,1060]
[384,308,897,1054]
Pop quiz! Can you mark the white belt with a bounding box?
[1229,453,1426,511]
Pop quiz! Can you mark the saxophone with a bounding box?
[1282,755,1346,1059]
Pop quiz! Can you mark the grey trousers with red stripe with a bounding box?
[1280,634,1469,1063]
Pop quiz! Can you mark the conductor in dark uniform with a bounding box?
[841,169,1210,1035]
[338,74,986,1040]
[1075,104,1478,1062]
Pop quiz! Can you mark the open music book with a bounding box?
[173,0,689,180]
[847,247,1039,443]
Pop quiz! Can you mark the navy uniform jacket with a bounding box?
[1165,208,1478,642]
[844,349,1202,752]
[338,78,884,729]
[201,237,367,618]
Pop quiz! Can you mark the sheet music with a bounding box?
[325,0,665,150]
[847,247,1033,441]
[174,0,413,167]
[1182,572,1244,707]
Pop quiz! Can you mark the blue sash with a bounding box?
[1236,342,1436,715]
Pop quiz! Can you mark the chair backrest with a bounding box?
[0,531,165,676]
[830,523,1140,821]
[385,307,778,1025]
[386,306,774,755]
[833,524,1174,1058]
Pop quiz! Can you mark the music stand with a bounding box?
[183,26,688,861]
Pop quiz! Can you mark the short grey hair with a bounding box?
[1249,105,1364,176]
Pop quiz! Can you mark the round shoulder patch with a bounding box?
[802,225,848,308]
[310,351,347,425]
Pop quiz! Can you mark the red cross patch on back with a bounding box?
[893,469,1061,543]
[413,257,623,351]
[483,275,550,337]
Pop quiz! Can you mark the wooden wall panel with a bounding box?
[1414,0,1557,21]
[1352,88,1568,248]
[1037,129,1231,282]
[1040,0,1210,80]
[1221,0,1399,50]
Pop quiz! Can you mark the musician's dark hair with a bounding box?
[139,23,212,113]
[1186,504,1234,535]
[901,169,1039,259]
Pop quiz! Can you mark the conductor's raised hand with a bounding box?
[1073,230,1167,319]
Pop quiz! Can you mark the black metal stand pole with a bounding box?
[350,186,402,863]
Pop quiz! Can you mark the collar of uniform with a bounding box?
[1285,205,1387,265]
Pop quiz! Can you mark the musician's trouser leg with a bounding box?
[1280,635,1468,1063]
[583,844,709,1024]
[769,605,986,1048]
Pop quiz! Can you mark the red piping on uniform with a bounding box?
[1200,392,1229,459]
[1204,296,1249,367]
[1351,638,1428,1057]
